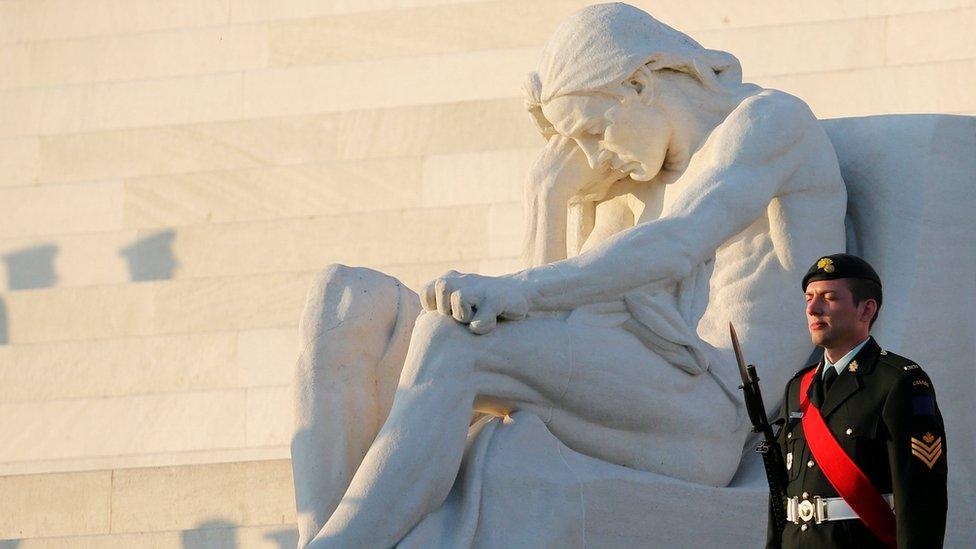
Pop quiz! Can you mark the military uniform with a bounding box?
[766,338,947,548]
[767,254,948,548]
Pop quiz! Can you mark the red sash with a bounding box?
[799,369,896,547]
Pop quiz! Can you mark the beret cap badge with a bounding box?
[817,257,835,273]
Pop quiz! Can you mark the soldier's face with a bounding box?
[541,93,671,182]
[804,279,870,349]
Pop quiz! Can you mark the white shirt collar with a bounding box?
[823,337,870,378]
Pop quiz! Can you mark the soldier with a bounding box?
[767,253,948,548]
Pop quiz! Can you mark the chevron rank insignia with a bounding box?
[910,432,943,469]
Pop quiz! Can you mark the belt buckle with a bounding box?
[814,496,827,524]
[797,498,815,523]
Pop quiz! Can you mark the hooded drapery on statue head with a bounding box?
[523,2,744,137]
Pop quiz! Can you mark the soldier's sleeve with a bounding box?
[882,367,947,548]
[765,381,790,549]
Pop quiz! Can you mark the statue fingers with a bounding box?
[468,303,498,335]
[420,280,438,311]
[433,277,453,316]
[451,290,474,324]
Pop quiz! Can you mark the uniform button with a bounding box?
[801,524,808,532]
[807,460,815,468]
[846,428,853,436]
[787,432,793,439]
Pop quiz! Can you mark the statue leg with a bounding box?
[291,264,420,548]
[308,311,744,548]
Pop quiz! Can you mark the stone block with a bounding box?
[150,272,313,336]
[0,180,124,238]
[886,8,976,65]
[0,446,290,477]
[381,259,482,293]
[630,0,975,31]
[2,278,153,344]
[0,0,229,43]
[37,99,536,184]
[6,525,299,548]
[267,2,568,66]
[122,157,422,229]
[421,148,536,207]
[162,207,488,280]
[0,332,237,403]
[0,137,39,187]
[246,386,293,447]
[0,73,242,138]
[2,272,312,344]
[39,115,339,184]
[110,460,295,533]
[0,390,246,463]
[478,256,521,276]
[231,0,485,22]
[759,59,976,118]
[0,230,136,289]
[0,25,268,90]
[0,43,30,90]
[238,327,298,388]
[0,470,111,539]
[487,201,523,258]
[336,98,538,160]
[243,48,534,117]
[697,17,886,78]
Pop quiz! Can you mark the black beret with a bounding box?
[802,253,881,291]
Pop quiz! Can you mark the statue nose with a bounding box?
[576,139,607,169]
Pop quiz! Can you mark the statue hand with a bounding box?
[420,271,529,335]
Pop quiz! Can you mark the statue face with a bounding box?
[541,92,671,182]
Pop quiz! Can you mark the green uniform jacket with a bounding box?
[766,337,947,548]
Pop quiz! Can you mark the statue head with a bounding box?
[524,3,744,181]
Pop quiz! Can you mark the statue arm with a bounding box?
[510,94,817,311]
[520,134,623,268]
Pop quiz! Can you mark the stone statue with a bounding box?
[291,3,974,547]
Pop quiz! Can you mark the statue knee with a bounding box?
[298,264,403,370]
[399,311,472,384]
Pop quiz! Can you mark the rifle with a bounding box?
[730,322,789,534]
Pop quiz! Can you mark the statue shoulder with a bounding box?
[719,89,820,159]
[738,89,817,123]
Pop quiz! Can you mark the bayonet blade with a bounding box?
[729,322,750,382]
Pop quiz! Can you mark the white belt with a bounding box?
[785,494,894,524]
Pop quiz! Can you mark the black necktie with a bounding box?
[823,366,839,394]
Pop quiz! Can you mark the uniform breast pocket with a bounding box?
[841,414,882,460]
[783,419,805,481]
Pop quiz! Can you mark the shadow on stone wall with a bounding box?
[180,519,297,549]
[3,244,58,290]
[262,527,299,548]
[180,519,238,548]
[120,231,178,282]
[0,298,7,345]
[0,243,61,346]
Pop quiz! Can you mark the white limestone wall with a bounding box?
[1,0,974,477]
